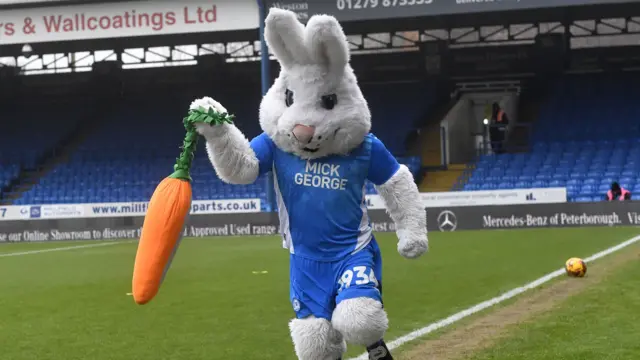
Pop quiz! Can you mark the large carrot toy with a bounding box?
[132,105,234,305]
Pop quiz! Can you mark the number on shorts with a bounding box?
[338,266,379,292]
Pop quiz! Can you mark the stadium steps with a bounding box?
[0,106,108,205]
[418,123,442,168]
[0,172,23,205]
[505,81,549,153]
[419,164,466,192]
[451,164,476,191]
[409,94,460,169]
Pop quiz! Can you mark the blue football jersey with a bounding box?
[250,133,400,261]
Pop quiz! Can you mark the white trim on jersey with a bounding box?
[273,166,294,254]
[352,185,373,255]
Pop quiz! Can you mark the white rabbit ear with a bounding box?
[304,14,350,73]
[265,8,310,68]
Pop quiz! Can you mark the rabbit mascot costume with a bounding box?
[191,8,428,360]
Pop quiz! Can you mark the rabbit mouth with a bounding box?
[296,127,341,154]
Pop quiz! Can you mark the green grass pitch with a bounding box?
[468,242,640,360]
[0,227,638,360]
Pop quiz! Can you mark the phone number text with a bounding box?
[337,0,433,11]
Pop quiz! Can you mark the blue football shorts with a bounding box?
[289,237,383,320]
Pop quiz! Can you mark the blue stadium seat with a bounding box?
[7,86,427,208]
[0,99,86,199]
[459,72,640,200]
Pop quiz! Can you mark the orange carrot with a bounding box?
[131,106,234,305]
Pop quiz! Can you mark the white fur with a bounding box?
[190,96,227,115]
[264,8,310,68]
[289,316,347,360]
[189,11,426,359]
[332,298,389,347]
[191,97,259,185]
[375,165,429,259]
[260,8,370,160]
[304,15,350,73]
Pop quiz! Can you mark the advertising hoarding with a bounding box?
[265,0,640,22]
[0,199,261,221]
[2,201,638,243]
[0,188,564,221]
[0,0,258,45]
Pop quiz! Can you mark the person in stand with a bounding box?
[606,182,631,201]
[489,102,509,154]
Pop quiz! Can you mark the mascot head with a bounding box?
[259,8,371,160]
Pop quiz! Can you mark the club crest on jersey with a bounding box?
[294,160,348,190]
[292,298,301,312]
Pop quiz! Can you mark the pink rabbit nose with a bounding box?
[292,124,315,144]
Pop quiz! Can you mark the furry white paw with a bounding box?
[332,298,388,346]
[190,96,227,114]
[289,317,346,360]
[397,228,428,259]
[189,97,228,137]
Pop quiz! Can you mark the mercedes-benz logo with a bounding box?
[437,210,457,232]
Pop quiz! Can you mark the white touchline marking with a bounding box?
[347,234,640,360]
[0,241,125,258]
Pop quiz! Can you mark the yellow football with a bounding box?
[565,257,587,277]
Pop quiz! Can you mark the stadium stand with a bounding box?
[0,98,85,201]
[11,91,270,209]
[461,73,640,201]
[365,81,435,156]
[8,82,427,208]
[0,164,19,199]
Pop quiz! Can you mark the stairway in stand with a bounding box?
[0,101,111,205]
[505,79,548,153]
[417,123,443,168]
[419,164,467,193]
[407,91,460,169]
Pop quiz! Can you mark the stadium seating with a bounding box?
[0,100,83,169]
[462,73,640,201]
[12,84,426,208]
[0,164,20,197]
[365,81,435,155]
[12,94,277,208]
[0,99,84,199]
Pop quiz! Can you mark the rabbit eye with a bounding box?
[321,94,337,110]
[285,89,294,107]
